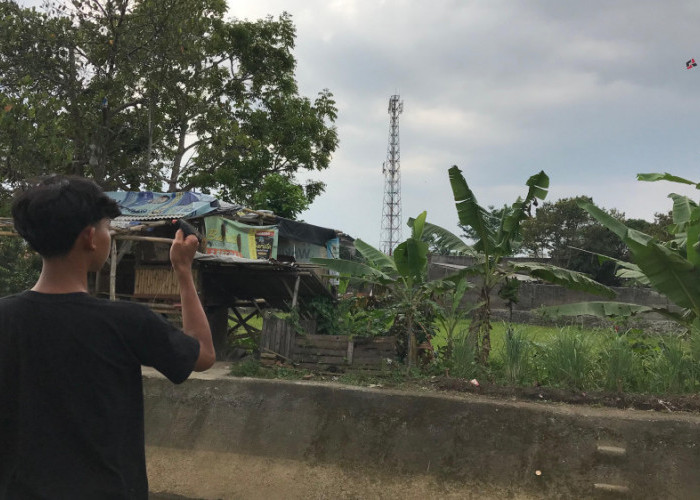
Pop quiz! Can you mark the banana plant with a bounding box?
[421,166,615,364]
[312,211,460,368]
[543,172,700,330]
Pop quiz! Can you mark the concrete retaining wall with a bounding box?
[144,369,700,499]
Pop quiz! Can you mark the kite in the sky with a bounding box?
[687,58,697,69]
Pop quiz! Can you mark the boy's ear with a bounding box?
[78,225,97,251]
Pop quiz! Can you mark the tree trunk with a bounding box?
[406,313,417,370]
[68,45,85,177]
[168,120,188,192]
[468,286,492,365]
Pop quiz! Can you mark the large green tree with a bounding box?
[520,197,626,285]
[0,0,338,217]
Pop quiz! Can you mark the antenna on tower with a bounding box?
[380,95,404,256]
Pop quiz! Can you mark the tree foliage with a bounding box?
[0,0,338,216]
[520,196,672,286]
[0,237,41,297]
[542,173,700,332]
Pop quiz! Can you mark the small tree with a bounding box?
[421,166,615,364]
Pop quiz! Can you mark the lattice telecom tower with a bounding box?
[380,95,404,255]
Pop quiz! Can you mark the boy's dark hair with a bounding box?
[12,176,121,258]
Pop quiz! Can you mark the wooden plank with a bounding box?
[275,322,283,355]
[295,339,348,349]
[355,346,396,355]
[352,354,394,362]
[298,334,348,342]
[295,362,337,370]
[296,346,348,357]
[295,355,347,364]
[346,340,354,365]
[357,338,397,346]
[355,344,397,351]
[287,326,295,359]
[281,324,292,358]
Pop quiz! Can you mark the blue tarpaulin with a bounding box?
[106,191,219,220]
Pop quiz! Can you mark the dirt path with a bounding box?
[147,446,537,500]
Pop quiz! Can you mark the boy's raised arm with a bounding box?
[170,229,215,371]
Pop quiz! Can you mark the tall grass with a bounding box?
[450,333,479,379]
[539,328,594,390]
[599,334,640,393]
[433,319,700,395]
[501,326,531,385]
[652,337,693,394]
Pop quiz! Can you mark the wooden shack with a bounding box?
[101,190,351,360]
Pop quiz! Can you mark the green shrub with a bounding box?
[229,358,265,377]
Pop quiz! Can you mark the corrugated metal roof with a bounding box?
[106,191,219,223]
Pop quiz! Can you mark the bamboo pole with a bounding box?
[292,275,301,308]
[114,235,173,244]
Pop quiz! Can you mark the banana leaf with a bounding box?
[541,301,652,318]
[580,200,700,315]
[637,172,698,186]
[411,211,427,241]
[410,218,474,255]
[568,245,650,286]
[616,265,650,285]
[310,257,395,284]
[496,170,549,255]
[509,261,616,298]
[448,165,496,256]
[669,193,700,267]
[353,239,397,274]
[393,238,429,281]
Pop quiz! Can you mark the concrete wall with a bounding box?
[428,256,680,332]
[144,369,700,499]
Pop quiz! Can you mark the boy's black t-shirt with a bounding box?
[0,291,200,499]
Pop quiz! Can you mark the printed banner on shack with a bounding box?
[204,216,278,259]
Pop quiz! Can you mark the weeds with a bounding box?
[231,319,700,397]
[501,325,531,385]
[540,328,593,390]
[600,334,640,393]
[450,333,479,379]
[652,337,692,394]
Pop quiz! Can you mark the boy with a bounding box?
[0,176,215,499]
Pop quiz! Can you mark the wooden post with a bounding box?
[109,238,117,301]
[346,339,354,366]
[291,275,301,308]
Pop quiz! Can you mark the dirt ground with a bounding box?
[429,377,700,413]
[294,371,700,414]
[147,446,539,500]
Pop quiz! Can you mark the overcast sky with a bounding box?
[16,0,700,247]
[229,0,700,247]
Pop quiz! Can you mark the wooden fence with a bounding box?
[260,316,397,371]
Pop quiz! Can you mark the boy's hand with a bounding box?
[170,229,199,272]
